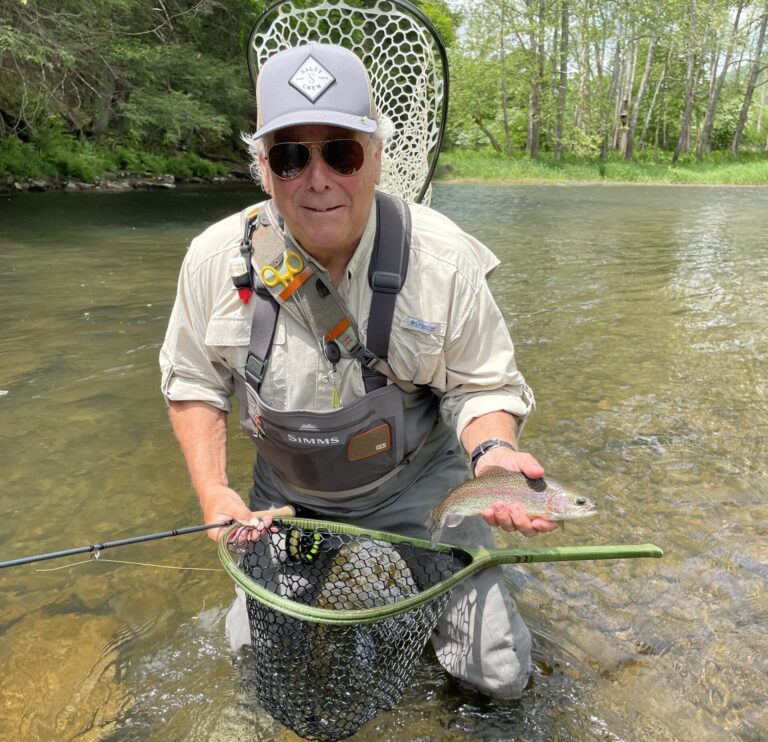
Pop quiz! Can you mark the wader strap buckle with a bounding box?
[370,270,402,293]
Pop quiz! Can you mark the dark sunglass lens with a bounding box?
[269,143,310,179]
[322,140,365,175]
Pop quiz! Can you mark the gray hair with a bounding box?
[241,115,395,188]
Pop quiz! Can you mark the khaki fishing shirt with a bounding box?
[160,197,534,440]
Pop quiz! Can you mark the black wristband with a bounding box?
[470,438,518,476]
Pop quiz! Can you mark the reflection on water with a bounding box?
[1,183,766,740]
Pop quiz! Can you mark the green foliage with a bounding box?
[0,136,53,178]
[119,89,231,150]
[447,0,768,163]
[415,0,459,47]
[0,0,262,160]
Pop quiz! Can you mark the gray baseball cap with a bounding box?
[253,42,378,139]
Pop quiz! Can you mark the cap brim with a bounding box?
[253,109,377,140]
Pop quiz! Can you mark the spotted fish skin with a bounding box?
[426,467,597,544]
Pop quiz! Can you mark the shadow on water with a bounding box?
[1,183,767,741]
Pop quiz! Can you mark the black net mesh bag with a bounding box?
[229,521,466,741]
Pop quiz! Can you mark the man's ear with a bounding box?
[258,153,272,195]
[372,139,383,186]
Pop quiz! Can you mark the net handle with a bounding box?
[217,518,663,625]
[245,0,450,205]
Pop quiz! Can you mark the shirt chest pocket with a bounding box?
[389,316,447,387]
[204,315,251,373]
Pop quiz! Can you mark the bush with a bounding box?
[0,134,232,183]
[0,137,54,178]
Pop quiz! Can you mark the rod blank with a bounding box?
[0,521,234,569]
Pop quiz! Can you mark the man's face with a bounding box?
[259,125,382,260]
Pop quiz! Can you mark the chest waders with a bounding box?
[231,193,440,498]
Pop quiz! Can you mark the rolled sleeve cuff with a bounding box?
[160,366,233,413]
[451,386,535,441]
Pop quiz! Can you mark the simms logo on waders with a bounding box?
[287,434,341,446]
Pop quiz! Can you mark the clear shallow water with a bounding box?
[0,183,766,741]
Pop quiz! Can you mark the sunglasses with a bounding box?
[267,139,366,180]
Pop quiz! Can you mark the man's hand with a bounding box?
[200,484,294,545]
[474,446,560,539]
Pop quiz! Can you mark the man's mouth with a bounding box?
[303,205,342,213]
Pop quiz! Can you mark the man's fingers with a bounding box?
[480,503,557,538]
[225,504,297,550]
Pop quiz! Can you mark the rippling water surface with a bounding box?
[1,183,766,741]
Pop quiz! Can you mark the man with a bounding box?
[160,42,557,699]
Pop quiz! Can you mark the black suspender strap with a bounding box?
[244,283,279,390]
[363,193,411,392]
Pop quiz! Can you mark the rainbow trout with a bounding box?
[426,467,597,544]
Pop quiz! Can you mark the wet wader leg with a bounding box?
[429,516,533,700]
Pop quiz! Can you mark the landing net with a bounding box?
[225,521,467,741]
[248,0,449,205]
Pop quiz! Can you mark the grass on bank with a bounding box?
[436,149,768,185]
[0,135,228,183]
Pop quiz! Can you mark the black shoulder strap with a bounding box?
[244,283,279,390]
[363,193,411,392]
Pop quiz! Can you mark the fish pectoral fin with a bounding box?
[444,513,466,529]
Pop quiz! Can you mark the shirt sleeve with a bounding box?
[159,236,236,413]
[436,236,535,440]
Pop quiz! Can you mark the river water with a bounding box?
[0,183,766,741]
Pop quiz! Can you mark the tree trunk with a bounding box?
[474,116,503,152]
[731,0,768,155]
[696,0,745,159]
[673,50,699,164]
[527,0,546,159]
[554,0,570,160]
[499,17,513,157]
[639,46,671,150]
[625,35,657,160]
[617,38,637,156]
[602,40,622,158]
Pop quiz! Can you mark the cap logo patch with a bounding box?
[289,55,336,102]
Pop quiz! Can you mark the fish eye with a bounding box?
[575,497,587,506]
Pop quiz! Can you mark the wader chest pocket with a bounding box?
[239,380,408,493]
[348,423,391,462]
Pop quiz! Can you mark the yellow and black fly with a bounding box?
[286,526,322,563]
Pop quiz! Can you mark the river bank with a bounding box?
[436,150,768,185]
[4,150,768,195]
[0,136,251,195]
[1,170,248,195]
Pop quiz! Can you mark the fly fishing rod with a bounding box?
[0,506,295,569]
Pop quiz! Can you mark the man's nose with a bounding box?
[303,145,334,187]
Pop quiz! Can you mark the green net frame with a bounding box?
[219,519,662,740]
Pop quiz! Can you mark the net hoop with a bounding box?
[246,0,449,204]
[218,519,663,625]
